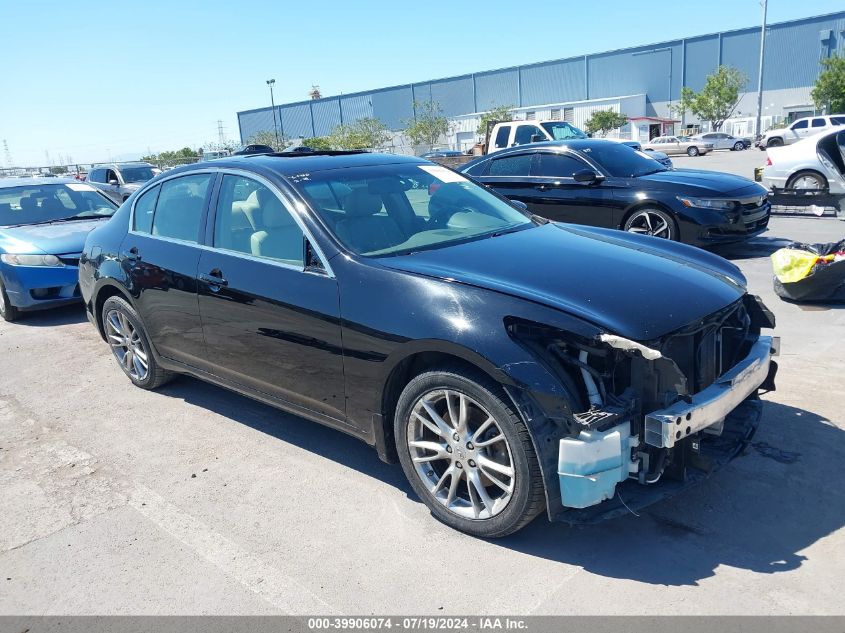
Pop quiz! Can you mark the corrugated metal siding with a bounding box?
[684,35,720,92]
[372,86,414,130]
[520,59,586,105]
[589,43,682,102]
[312,99,341,136]
[763,17,835,90]
[430,76,475,116]
[721,30,761,92]
[238,109,277,142]
[339,94,373,124]
[474,68,519,110]
[279,103,313,138]
[412,83,432,105]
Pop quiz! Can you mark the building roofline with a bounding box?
[237,10,845,117]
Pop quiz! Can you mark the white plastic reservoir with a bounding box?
[558,421,632,509]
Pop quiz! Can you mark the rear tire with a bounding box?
[394,367,545,538]
[0,279,21,322]
[767,137,783,147]
[102,296,172,389]
[687,146,700,157]
[786,170,828,191]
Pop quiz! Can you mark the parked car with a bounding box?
[690,132,750,151]
[79,151,777,537]
[641,136,713,156]
[757,115,845,149]
[461,140,770,245]
[487,120,587,153]
[233,144,275,155]
[762,128,845,194]
[87,162,157,203]
[613,139,673,169]
[0,178,117,321]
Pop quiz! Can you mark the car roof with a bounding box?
[157,151,427,178]
[0,177,79,189]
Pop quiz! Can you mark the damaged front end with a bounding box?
[507,294,779,523]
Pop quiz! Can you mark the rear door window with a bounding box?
[488,154,534,176]
[150,174,212,243]
[811,118,826,128]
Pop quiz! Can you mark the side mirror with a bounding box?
[108,179,119,186]
[510,200,528,212]
[573,169,601,184]
[530,134,544,143]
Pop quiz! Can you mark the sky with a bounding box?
[1,0,843,166]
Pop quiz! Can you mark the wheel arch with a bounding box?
[618,200,679,231]
[786,168,829,190]
[92,280,135,341]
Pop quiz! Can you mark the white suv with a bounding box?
[758,115,845,149]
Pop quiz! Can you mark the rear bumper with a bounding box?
[0,264,81,311]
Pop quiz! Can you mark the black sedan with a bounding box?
[79,151,777,537]
[461,140,771,246]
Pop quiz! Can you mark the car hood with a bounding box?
[0,218,107,255]
[376,223,746,341]
[635,168,766,196]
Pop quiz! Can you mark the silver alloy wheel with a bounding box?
[625,210,673,239]
[790,174,825,190]
[407,389,515,520]
[105,309,149,381]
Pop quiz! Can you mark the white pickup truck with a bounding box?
[758,114,845,149]
[486,120,587,153]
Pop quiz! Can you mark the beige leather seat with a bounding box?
[334,189,405,254]
[250,191,303,264]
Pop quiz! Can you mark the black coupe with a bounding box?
[79,151,777,537]
[461,140,770,246]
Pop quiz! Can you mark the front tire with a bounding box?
[733,141,744,151]
[623,207,677,240]
[0,279,21,322]
[102,295,172,389]
[687,146,700,156]
[767,137,783,147]
[394,368,545,538]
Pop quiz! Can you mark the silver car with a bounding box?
[641,136,713,157]
[86,162,157,203]
[762,128,845,194]
[691,132,749,151]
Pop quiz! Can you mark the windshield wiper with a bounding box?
[8,214,112,227]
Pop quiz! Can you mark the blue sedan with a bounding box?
[0,178,117,321]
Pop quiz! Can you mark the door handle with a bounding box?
[199,270,228,288]
[535,184,550,191]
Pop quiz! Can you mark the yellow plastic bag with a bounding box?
[771,248,822,283]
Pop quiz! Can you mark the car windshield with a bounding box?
[120,166,156,183]
[540,122,587,140]
[297,163,534,257]
[0,183,117,227]
[578,142,667,178]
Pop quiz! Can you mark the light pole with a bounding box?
[755,0,768,138]
[633,47,673,133]
[266,79,280,148]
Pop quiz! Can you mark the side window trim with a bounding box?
[207,168,335,278]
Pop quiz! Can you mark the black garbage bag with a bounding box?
[772,239,845,302]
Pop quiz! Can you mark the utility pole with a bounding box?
[267,79,280,148]
[217,119,225,146]
[755,0,768,137]
[3,140,13,168]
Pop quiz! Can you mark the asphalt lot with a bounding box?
[1,216,844,615]
[669,146,766,179]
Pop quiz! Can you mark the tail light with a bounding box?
[765,156,772,166]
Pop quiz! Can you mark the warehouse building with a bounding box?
[237,11,845,151]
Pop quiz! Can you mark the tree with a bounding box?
[246,130,288,152]
[477,105,514,138]
[812,54,845,114]
[404,101,449,151]
[302,136,334,150]
[329,117,392,150]
[141,147,199,167]
[673,65,748,131]
[49,165,68,174]
[584,109,629,136]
